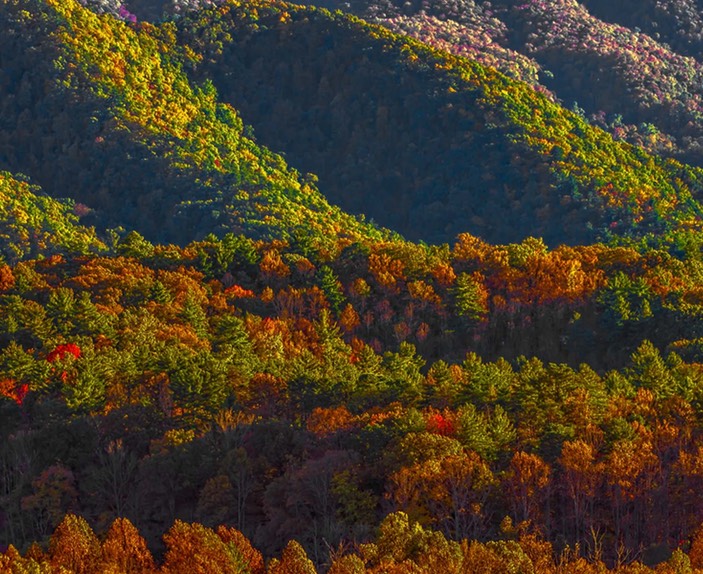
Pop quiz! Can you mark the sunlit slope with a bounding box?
[307,0,703,168]
[582,0,703,59]
[0,170,105,263]
[177,0,703,246]
[489,0,703,168]
[0,0,390,247]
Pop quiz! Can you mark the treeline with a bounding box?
[4,511,703,573]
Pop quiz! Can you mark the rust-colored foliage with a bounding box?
[267,540,317,574]
[101,517,157,573]
[162,521,244,574]
[216,525,265,574]
[0,265,14,291]
[49,514,101,574]
[307,405,355,436]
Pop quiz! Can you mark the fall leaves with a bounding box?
[4,228,703,571]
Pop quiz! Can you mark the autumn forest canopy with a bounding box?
[8,0,703,572]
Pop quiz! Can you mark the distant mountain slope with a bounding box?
[582,0,703,59]
[313,0,543,86]
[310,0,703,167]
[178,0,703,246]
[0,0,389,248]
[3,0,703,249]
[491,0,703,166]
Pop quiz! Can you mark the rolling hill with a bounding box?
[176,0,703,245]
[0,0,391,248]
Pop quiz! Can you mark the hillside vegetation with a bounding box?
[5,0,703,571]
[0,171,105,263]
[0,0,388,248]
[177,0,703,245]
[319,0,703,168]
[3,229,703,568]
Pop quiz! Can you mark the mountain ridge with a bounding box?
[177,0,703,245]
[0,0,392,249]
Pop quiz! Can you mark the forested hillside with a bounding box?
[5,226,703,571]
[5,0,703,572]
[0,0,388,247]
[177,0,703,245]
[321,0,703,168]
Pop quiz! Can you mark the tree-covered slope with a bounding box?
[366,0,703,138]
[0,0,389,248]
[312,0,543,85]
[177,0,703,246]
[3,224,703,563]
[0,171,105,264]
[582,0,703,60]
[491,0,703,166]
[4,0,703,248]
[7,0,703,569]
[310,0,703,167]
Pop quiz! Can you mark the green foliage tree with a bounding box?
[383,342,425,405]
[317,265,346,314]
[453,272,488,323]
